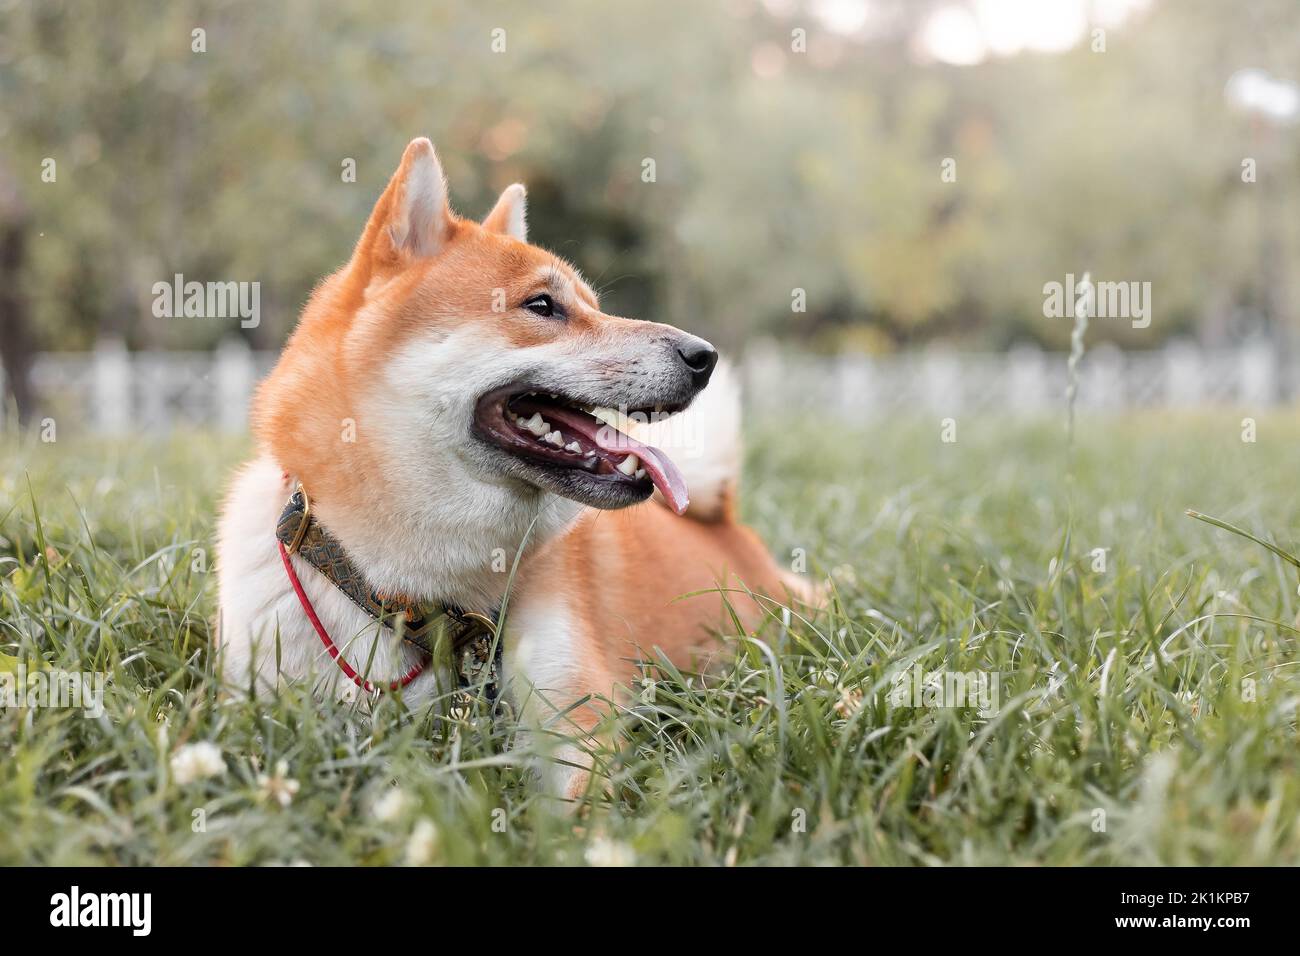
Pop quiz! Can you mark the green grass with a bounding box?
[2,412,1299,865]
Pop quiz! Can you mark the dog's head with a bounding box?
[254,138,713,589]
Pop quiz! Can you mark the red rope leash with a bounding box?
[277,539,427,693]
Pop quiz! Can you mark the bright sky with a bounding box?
[792,0,1153,65]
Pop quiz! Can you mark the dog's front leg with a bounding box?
[508,679,610,803]
[503,612,617,802]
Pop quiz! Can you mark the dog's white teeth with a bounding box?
[564,441,582,453]
[634,467,647,480]
[543,431,565,447]
[524,413,549,436]
[590,406,626,430]
[616,454,640,476]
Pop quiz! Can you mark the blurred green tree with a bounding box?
[0,0,1296,418]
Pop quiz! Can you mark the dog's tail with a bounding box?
[634,358,742,522]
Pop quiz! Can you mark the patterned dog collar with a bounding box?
[275,483,502,709]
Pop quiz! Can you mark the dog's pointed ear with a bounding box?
[361,138,453,265]
[482,183,527,241]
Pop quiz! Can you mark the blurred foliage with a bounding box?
[1,0,1298,355]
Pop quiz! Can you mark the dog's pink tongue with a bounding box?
[538,405,690,515]
[605,435,690,515]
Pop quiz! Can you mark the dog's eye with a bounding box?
[522,294,557,318]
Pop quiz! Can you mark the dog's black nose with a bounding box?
[675,336,718,388]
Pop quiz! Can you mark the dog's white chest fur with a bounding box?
[216,455,584,712]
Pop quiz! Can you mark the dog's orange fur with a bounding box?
[509,500,796,743]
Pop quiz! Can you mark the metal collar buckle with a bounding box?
[456,610,498,636]
[286,482,311,554]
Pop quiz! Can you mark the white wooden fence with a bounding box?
[739,338,1286,419]
[0,336,1291,433]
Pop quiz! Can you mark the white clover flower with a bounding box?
[585,836,635,867]
[256,759,300,808]
[170,741,225,785]
[372,787,410,823]
[405,818,439,866]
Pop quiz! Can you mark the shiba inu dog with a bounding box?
[216,137,807,797]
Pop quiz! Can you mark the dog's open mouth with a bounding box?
[472,387,690,514]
